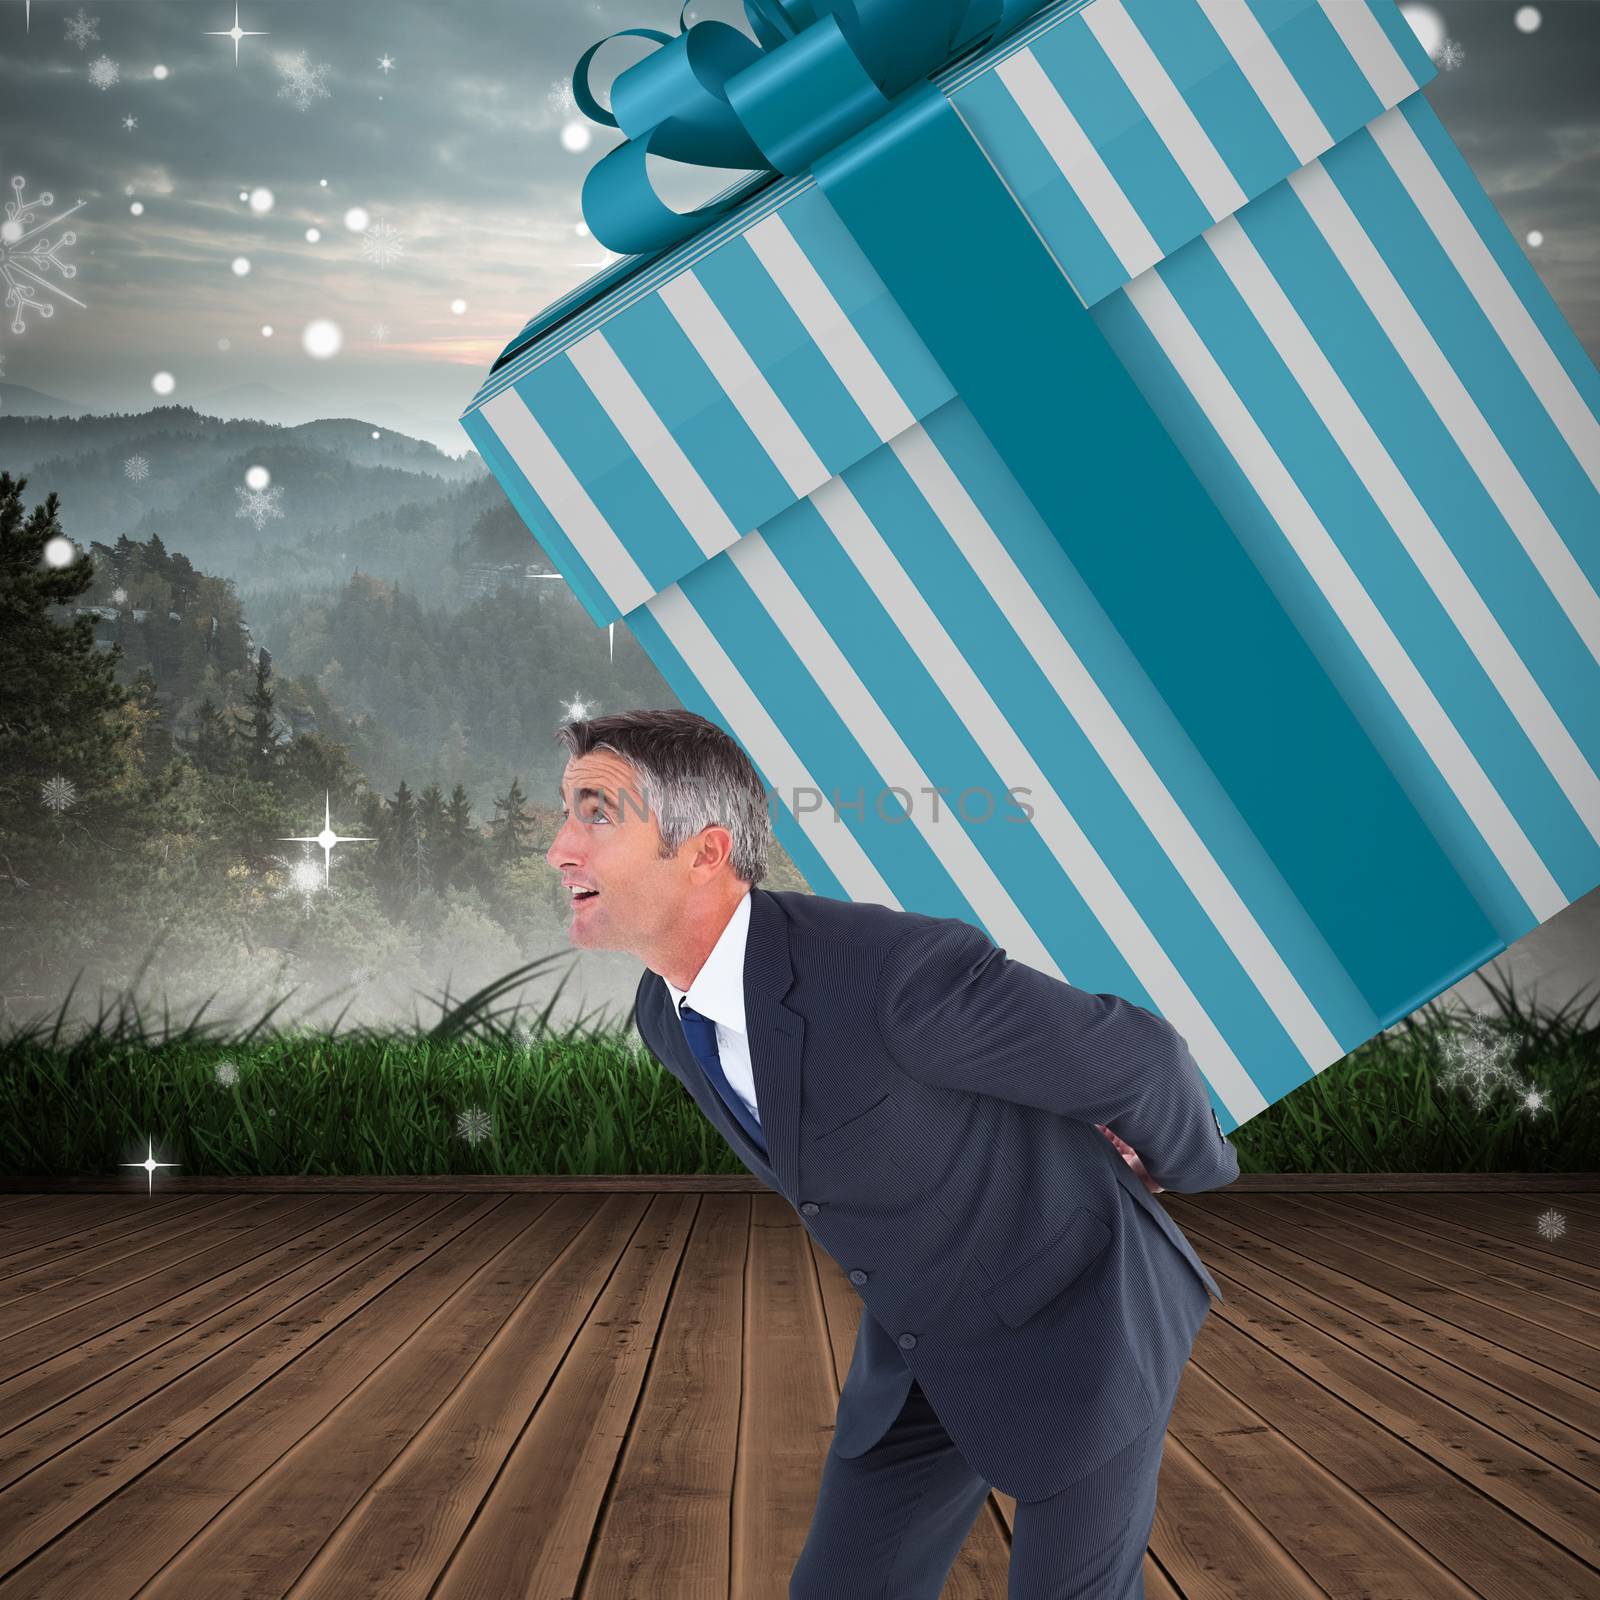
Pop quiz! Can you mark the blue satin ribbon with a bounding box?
[573,0,1050,256]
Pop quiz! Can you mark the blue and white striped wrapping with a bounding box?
[460,0,1600,1132]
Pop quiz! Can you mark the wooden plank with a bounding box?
[2,1172,1598,1194]
[0,1195,210,1255]
[0,1197,447,1490]
[0,1193,529,1595]
[1336,1192,1600,1280]
[0,1196,236,1283]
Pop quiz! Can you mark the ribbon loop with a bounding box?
[570,0,1051,255]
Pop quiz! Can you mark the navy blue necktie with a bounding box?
[679,1001,767,1157]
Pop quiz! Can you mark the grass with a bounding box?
[0,955,1595,1180]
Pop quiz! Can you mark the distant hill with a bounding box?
[192,381,474,460]
[0,381,89,419]
[0,403,541,606]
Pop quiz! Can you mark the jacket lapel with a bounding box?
[645,887,807,1200]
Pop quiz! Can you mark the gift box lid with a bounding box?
[460,0,1438,629]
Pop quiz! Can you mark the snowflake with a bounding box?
[41,774,78,812]
[2,176,87,337]
[369,320,390,342]
[1519,1084,1549,1115]
[547,77,575,118]
[360,216,404,268]
[124,453,149,481]
[87,54,119,91]
[1536,1207,1566,1242]
[235,482,284,529]
[275,49,331,112]
[1434,1012,1521,1112]
[122,115,137,133]
[378,53,395,74]
[64,7,99,49]
[214,1059,240,1087]
[1439,38,1465,71]
[455,1105,494,1146]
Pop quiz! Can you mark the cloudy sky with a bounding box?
[0,0,1595,460]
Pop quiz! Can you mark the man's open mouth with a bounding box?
[571,889,599,901]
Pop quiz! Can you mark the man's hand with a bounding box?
[1096,1123,1164,1195]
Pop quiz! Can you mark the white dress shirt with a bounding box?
[660,888,760,1127]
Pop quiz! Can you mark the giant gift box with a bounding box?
[460,0,1600,1133]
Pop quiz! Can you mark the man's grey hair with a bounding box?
[554,708,771,887]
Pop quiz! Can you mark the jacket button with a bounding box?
[849,1269,867,1285]
[898,1333,916,1350]
[800,1202,819,1216]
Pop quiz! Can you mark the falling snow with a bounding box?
[214,1059,240,1087]
[87,54,120,91]
[64,7,99,49]
[41,774,78,812]
[235,483,284,529]
[124,453,149,481]
[360,216,405,268]
[1536,1207,1566,1242]
[2,177,87,337]
[369,320,391,342]
[275,49,332,112]
[122,116,137,133]
[456,1106,494,1146]
[1434,1013,1521,1112]
[1440,38,1465,71]
[378,53,395,74]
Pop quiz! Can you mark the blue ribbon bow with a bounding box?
[572,0,1051,256]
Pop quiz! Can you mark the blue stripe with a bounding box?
[1244,0,1381,138]
[519,355,710,608]
[458,406,615,630]
[1120,0,1300,203]
[1400,93,1600,442]
[618,601,844,904]
[1094,260,1518,960]
[951,68,1124,304]
[881,401,1374,1098]
[1320,124,1600,747]
[1224,182,1600,896]
[1028,19,1214,260]
[693,234,882,476]
[600,290,792,540]
[776,186,958,420]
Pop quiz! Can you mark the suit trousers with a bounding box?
[788,1302,1197,1599]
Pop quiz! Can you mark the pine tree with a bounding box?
[416,783,446,895]
[0,473,145,990]
[375,778,420,910]
[230,655,279,784]
[489,774,534,866]
[438,781,480,892]
[182,694,237,776]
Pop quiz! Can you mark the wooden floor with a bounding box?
[0,1183,1597,1598]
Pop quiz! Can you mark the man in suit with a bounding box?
[547,708,1239,1599]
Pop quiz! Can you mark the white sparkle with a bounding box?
[120,1136,181,1195]
[378,53,395,73]
[279,791,374,887]
[122,115,138,133]
[205,2,269,67]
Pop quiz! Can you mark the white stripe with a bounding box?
[743,212,919,442]
[793,470,1266,1123]
[1211,197,1600,851]
[1290,153,1600,678]
[479,385,655,616]
[1122,259,1567,922]
[1194,0,1328,166]
[566,328,741,560]
[891,422,1337,1095]
[1316,0,1419,109]
[995,45,1162,281]
[1368,104,1600,499]
[656,268,829,499]
[644,582,902,910]
[1084,0,1247,223]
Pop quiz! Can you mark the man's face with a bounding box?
[546,751,682,957]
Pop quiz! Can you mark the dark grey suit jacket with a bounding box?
[634,885,1239,1501]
